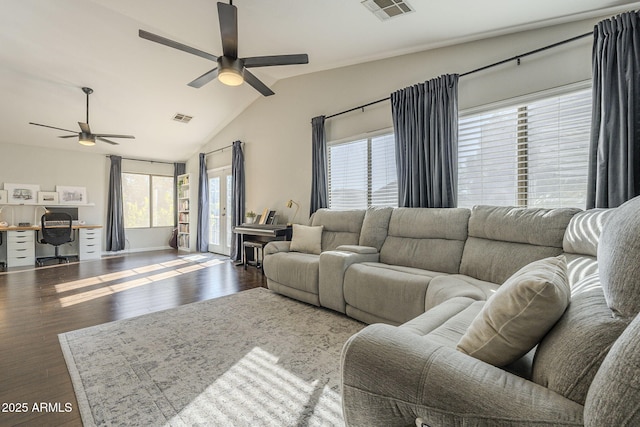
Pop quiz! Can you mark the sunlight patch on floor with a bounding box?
[56,257,227,308]
[167,347,343,426]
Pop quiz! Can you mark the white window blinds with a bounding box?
[328,132,398,209]
[458,87,591,209]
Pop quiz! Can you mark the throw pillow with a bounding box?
[289,224,323,255]
[457,255,570,366]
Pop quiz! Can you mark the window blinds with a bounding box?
[328,133,398,209]
[458,88,591,209]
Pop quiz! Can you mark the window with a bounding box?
[458,87,591,209]
[123,173,174,228]
[328,132,398,209]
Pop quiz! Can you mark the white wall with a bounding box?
[0,142,177,253]
[0,142,106,226]
[0,16,606,254]
[190,17,599,225]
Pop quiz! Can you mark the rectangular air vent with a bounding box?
[361,0,414,20]
[172,113,193,123]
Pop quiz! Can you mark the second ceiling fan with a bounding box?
[139,1,309,96]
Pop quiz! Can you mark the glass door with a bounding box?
[208,168,233,255]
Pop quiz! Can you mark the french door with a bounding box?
[208,168,233,255]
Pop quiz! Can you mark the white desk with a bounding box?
[0,225,102,268]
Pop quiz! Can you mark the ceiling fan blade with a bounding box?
[58,135,78,138]
[243,69,275,97]
[94,134,135,139]
[243,54,309,68]
[139,29,218,62]
[217,2,238,58]
[78,122,91,134]
[29,122,77,134]
[188,68,219,88]
[97,137,120,146]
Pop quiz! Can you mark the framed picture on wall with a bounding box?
[57,186,87,205]
[38,191,59,204]
[4,183,40,205]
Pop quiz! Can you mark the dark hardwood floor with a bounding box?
[0,250,267,426]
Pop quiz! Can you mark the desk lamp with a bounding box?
[286,199,300,225]
[0,206,16,227]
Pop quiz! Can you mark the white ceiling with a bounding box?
[1,0,638,162]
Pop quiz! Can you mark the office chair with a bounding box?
[37,212,75,266]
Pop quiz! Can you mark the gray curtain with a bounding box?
[173,162,186,227]
[310,115,328,215]
[587,11,640,209]
[230,141,245,262]
[106,155,125,251]
[391,74,459,208]
[196,153,209,252]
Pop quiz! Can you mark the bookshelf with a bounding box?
[177,173,191,252]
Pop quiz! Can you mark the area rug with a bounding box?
[59,287,365,426]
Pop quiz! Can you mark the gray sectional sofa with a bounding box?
[262,197,640,426]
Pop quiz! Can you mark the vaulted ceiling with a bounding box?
[1,0,638,161]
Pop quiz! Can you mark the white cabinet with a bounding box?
[7,230,35,267]
[79,228,102,260]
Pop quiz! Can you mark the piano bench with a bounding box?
[243,240,268,271]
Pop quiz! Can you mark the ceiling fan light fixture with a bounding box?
[78,133,96,146]
[217,57,244,86]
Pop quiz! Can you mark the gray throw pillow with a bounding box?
[457,255,570,366]
[289,224,323,255]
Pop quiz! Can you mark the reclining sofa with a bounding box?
[262,197,640,426]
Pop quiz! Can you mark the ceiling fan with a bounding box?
[139,1,309,96]
[29,87,135,146]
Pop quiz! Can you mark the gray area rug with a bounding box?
[59,287,364,426]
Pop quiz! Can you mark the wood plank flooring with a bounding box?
[0,250,266,426]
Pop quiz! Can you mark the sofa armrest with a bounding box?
[264,241,291,256]
[341,324,584,427]
[336,245,378,255]
[319,250,379,313]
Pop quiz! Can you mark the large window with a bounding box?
[328,132,397,209]
[123,173,174,228]
[458,86,592,209]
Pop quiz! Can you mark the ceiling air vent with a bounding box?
[361,0,414,21]
[172,113,193,123]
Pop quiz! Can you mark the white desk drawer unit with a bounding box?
[7,230,36,267]
[79,228,102,260]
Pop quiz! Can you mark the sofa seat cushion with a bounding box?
[425,274,500,311]
[402,297,484,347]
[263,252,320,295]
[343,262,443,325]
[457,256,570,367]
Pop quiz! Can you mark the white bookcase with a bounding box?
[177,173,191,252]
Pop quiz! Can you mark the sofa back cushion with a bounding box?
[459,205,579,284]
[532,196,640,405]
[359,207,394,251]
[379,208,470,273]
[311,209,366,251]
[562,208,613,285]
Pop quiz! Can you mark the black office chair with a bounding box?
[37,212,75,266]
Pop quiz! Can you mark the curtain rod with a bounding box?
[325,31,593,120]
[205,141,244,156]
[105,155,175,165]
